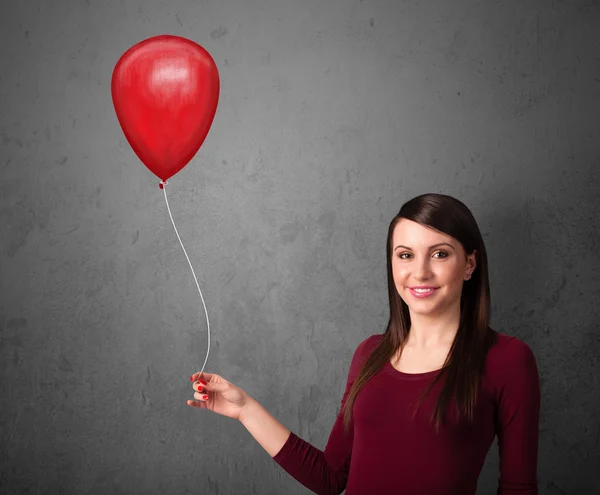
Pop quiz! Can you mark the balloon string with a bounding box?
[159,180,210,376]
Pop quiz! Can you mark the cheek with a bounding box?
[392,264,407,283]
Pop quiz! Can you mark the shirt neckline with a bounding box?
[384,359,445,380]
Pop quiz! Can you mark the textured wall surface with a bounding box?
[1,0,599,493]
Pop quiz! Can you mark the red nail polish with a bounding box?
[198,386,204,392]
[202,395,208,400]
[200,380,207,385]
[190,375,194,381]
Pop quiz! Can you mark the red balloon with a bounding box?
[111,35,220,182]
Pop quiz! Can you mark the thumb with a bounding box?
[190,371,214,383]
[202,376,230,393]
[191,372,229,393]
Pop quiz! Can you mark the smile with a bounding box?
[409,287,439,298]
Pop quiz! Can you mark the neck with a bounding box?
[406,306,461,350]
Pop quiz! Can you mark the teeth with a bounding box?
[413,288,434,293]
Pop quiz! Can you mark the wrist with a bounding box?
[239,395,258,424]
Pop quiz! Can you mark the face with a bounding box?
[391,219,476,316]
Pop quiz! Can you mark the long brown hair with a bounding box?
[341,193,497,434]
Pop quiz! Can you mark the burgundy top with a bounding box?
[272,331,540,494]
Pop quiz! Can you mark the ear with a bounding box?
[467,249,477,270]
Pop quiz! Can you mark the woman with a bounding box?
[186,193,541,494]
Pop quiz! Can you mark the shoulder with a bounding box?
[355,333,384,358]
[485,329,539,384]
[346,333,384,371]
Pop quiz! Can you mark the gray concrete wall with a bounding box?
[1,0,599,493]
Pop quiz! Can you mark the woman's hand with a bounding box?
[187,372,252,421]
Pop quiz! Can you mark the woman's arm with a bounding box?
[239,397,291,457]
[238,338,370,495]
[495,337,541,495]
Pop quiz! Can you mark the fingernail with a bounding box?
[197,386,204,392]
[190,375,194,381]
[202,395,208,400]
[200,380,207,385]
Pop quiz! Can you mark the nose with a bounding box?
[413,259,434,280]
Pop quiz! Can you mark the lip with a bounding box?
[409,287,439,298]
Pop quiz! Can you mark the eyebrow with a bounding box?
[394,243,455,251]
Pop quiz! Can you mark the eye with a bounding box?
[398,251,448,259]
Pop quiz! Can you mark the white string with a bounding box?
[159,180,210,376]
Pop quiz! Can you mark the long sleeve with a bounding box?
[272,338,371,495]
[495,337,541,494]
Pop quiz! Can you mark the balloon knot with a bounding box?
[159,180,167,189]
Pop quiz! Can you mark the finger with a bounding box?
[190,371,214,383]
[194,391,209,401]
[193,376,229,394]
[186,399,207,408]
[192,382,206,393]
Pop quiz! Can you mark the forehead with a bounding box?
[392,218,456,248]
